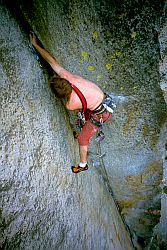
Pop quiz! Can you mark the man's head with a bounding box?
[49,75,72,100]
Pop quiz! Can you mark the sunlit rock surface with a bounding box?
[0,0,167,249]
[0,4,133,250]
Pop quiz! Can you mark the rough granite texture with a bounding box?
[156,1,167,247]
[0,3,133,250]
[0,0,167,249]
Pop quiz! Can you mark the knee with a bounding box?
[77,134,89,146]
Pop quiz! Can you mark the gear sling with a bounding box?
[69,83,88,127]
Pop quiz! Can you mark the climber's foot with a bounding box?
[71,164,88,173]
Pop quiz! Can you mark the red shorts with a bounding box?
[77,111,112,146]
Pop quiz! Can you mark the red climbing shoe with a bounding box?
[71,164,88,173]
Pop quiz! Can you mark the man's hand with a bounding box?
[30,32,39,47]
[29,31,62,75]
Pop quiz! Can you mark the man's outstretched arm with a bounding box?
[30,32,63,75]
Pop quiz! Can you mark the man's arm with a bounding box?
[30,33,63,75]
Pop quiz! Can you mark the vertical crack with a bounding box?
[94,142,135,247]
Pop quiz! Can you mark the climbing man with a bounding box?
[30,32,115,173]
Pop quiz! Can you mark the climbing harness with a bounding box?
[91,94,116,142]
[92,93,116,115]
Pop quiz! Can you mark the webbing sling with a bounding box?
[69,83,87,113]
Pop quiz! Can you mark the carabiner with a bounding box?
[99,117,103,125]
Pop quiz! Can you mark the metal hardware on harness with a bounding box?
[99,117,103,125]
[90,117,102,127]
[95,130,105,143]
[89,116,105,142]
[77,111,86,128]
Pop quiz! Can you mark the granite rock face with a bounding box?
[0,3,133,250]
[156,1,167,247]
[0,0,167,249]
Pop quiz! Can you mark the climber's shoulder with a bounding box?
[58,68,82,83]
[51,61,86,83]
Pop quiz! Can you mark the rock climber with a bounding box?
[30,32,115,173]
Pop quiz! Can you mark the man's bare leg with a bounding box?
[79,145,88,163]
[71,145,88,173]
